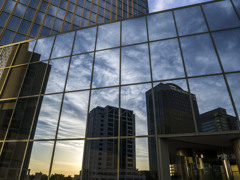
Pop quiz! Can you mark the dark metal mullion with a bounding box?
[200,5,240,123]
[145,15,161,180]
[229,0,240,20]
[80,25,99,180]
[172,10,199,134]
[117,20,122,180]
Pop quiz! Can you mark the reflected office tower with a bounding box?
[0,42,50,179]
[83,106,144,179]
[145,83,197,177]
[199,108,240,132]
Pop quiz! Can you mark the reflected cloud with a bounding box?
[150,39,185,80]
[121,44,151,84]
[34,36,55,61]
[92,48,119,88]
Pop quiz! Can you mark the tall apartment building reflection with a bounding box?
[0,43,50,179]
[82,105,146,180]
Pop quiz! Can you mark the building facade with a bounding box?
[0,0,240,179]
[0,0,148,46]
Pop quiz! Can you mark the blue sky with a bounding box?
[148,0,213,12]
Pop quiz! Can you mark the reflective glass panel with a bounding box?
[121,83,152,136]
[180,34,221,76]
[7,16,21,31]
[7,97,38,140]
[0,100,16,140]
[23,141,53,179]
[33,94,62,139]
[120,138,154,179]
[88,88,119,138]
[227,73,240,121]
[96,22,120,50]
[44,58,69,94]
[121,44,150,84]
[189,76,235,132]
[13,41,36,65]
[150,39,185,81]
[232,0,240,15]
[147,12,176,41]
[18,20,31,34]
[57,91,89,139]
[51,141,84,178]
[82,139,118,179]
[0,30,15,45]
[51,32,75,58]
[174,6,208,36]
[14,3,27,17]
[33,36,55,61]
[122,16,147,45]
[0,66,27,99]
[203,0,240,30]
[20,62,48,96]
[66,53,93,91]
[92,48,119,88]
[0,142,27,179]
[151,80,195,134]
[212,29,240,72]
[73,27,96,55]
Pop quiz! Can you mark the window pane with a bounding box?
[6,97,38,140]
[92,48,119,88]
[122,16,147,45]
[14,41,36,65]
[189,76,236,132]
[44,58,69,94]
[203,0,240,30]
[51,141,84,178]
[96,22,120,50]
[180,34,221,76]
[0,100,16,140]
[22,141,53,179]
[121,83,152,136]
[33,36,55,61]
[147,12,176,41]
[73,27,96,54]
[33,94,62,139]
[14,4,27,17]
[51,32,75,58]
[150,39,185,81]
[212,29,240,72]
[18,20,31,34]
[0,30,15,45]
[89,88,119,138]
[66,53,93,91]
[121,44,150,84]
[0,66,27,99]
[174,6,208,36]
[57,91,89,139]
[82,139,118,179]
[7,16,21,31]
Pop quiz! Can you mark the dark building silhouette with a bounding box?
[83,105,145,180]
[199,108,240,132]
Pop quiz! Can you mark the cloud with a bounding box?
[148,0,212,12]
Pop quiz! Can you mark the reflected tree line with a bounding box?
[0,39,239,180]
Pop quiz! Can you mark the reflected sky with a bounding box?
[27,141,53,175]
[180,33,221,76]
[136,138,149,170]
[44,58,69,94]
[34,94,62,139]
[96,22,120,50]
[122,17,147,46]
[58,91,89,139]
[121,44,150,84]
[34,36,55,61]
[150,39,185,81]
[174,6,208,36]
[121,84,152,136]
[92,48,119,88]
[66,53,93,91]
[51,141,84,176]
[147,12,176,41]
[188,76,234,116]
[212,29,240,72]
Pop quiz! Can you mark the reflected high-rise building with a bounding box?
[0,42,50,179]
[83,105,145,180]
